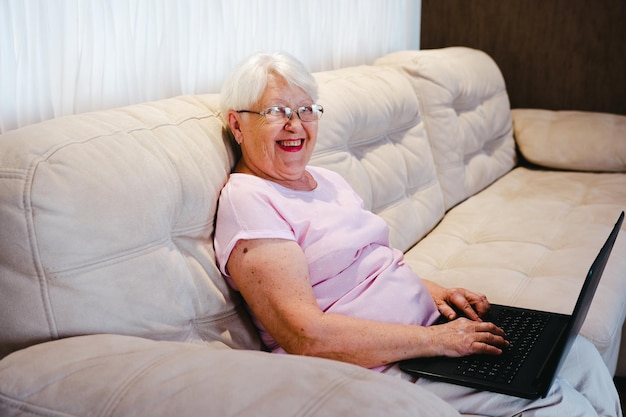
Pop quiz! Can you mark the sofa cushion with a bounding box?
[375,47,516,211]
[311,66,445,252]
[0,334,461,417]
[403,167,626,373]
[0,95,260,359]
[512,109,626,172]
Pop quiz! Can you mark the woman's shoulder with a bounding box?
[223,172,275,191]
[220,173,275,203]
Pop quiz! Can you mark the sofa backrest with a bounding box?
[311,65,446,252]
[0,95,261,359]
[375,47,516,210]
[0,47,515,359]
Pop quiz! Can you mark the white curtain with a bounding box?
[0,0,421,134]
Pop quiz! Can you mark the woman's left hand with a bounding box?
[423,279,490,322]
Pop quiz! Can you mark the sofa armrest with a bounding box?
[0,334,461,417]
[512,109,626,172]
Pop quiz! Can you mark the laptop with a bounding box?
[400,211,624,399]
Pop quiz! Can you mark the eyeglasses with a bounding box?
[236,105,324,124]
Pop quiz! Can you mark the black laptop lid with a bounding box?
[540,210,625,385]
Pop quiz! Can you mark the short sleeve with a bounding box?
[214,176,296,277]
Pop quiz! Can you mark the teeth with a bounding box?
[279,140,302,147]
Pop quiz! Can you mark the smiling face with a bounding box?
[227,74,319,190]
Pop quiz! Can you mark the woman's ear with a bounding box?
[227,111,244,145]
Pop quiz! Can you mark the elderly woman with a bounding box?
[214,52,621,416]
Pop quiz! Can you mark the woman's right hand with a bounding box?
[428,318,509,358]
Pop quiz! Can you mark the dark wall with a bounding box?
[420,0,626,115]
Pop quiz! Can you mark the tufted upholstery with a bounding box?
[402,168,626,371]
[0,95,261,358]
[372,49,626,373]
[311,66,444,252]
[375,48,516,211]
[0,47,625,417]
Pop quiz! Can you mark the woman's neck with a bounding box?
[233,162,317,191]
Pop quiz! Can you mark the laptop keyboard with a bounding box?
[454,308,551,384]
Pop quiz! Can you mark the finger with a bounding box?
[436,301,458,321]
[461,290,489,316]
[450,293,482,322]
[469,293,491,318]
[472,330,509,355]
[472,341,505,356]
[477,322,507,339]
[464,306,482,322]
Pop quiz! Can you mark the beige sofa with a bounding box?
[0,47,624,417]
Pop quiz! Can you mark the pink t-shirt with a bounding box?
[214,166,440,360]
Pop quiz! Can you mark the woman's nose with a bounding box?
[283,115,303,131]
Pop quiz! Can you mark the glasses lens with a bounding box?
[264,107,290,124]
[297,105,323,122]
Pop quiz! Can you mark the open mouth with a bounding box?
[277,139,304,152]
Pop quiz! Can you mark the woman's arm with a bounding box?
[227,238,508,369]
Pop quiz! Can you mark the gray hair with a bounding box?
[220,51,319,121]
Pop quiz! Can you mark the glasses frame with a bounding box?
[236,104,324,124]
